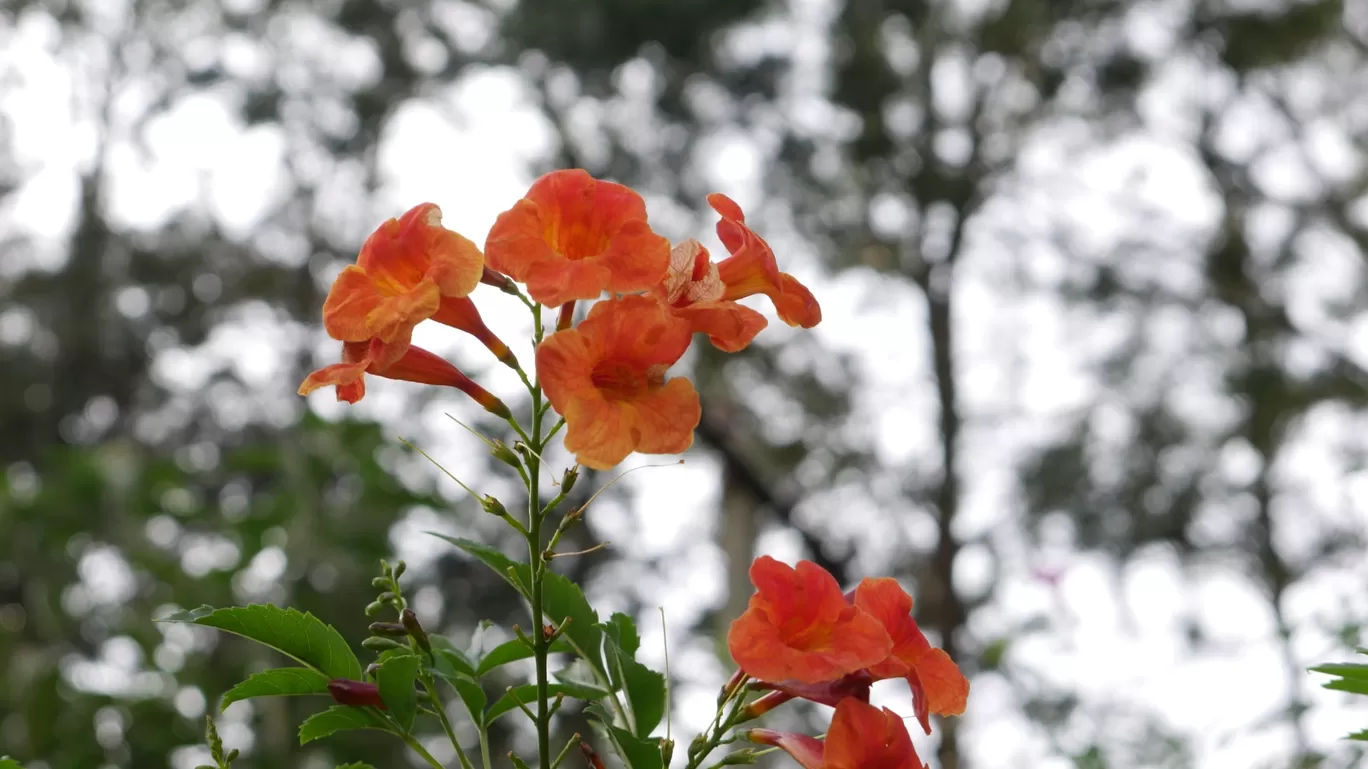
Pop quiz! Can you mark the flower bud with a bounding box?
[480,265,518,294]
[328,678,387,709]
[368,622,408,637]
[364,600,386,617]
[371,577,390,589]
[490,440,522,469]
[560,466,579,495]
[362,636,405,651]
[393,560,407,580]
[401,608,431,653]
[481,495,508,517]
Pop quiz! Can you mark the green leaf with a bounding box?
[298,706,388,745]
[1349,729,1368,741]
[335,764,378,769]
[466,619,498,663]
[606,641,666,738]
[377,653,421,732]
[542,571,605,674]
[476,636,573,677]
[586,703,663,769]
[428,534,529,597]
[485,681,613,724]
[160,605,362,680]
[0,758,24,769]
[430,634,477,678]
[221,667,330,712]
[1311,663,1368,679]
[1324,678,1368,696]
[603,613,640,657]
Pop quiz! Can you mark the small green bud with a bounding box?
[225,748,240,762]
[718,750,760,765]
[379,559,391,576]
[392,560,407,580]
[364,600,387,616]
[481,495,508,517]
[377,591,400,604]
[560,466,579,494]
[660,738,675,766]
[490,440,521,469]
[365,662,380,678]
[362,636,405,651]
[371,577,390,589]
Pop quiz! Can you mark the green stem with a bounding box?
[424,675,475,769]
[684,685,750,769]
[527,301,553,769]
[399,729,446,769]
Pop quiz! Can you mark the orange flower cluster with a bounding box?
[729,557,970,769]
[302,169,822,470]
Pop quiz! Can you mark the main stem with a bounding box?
[528,306,552,769]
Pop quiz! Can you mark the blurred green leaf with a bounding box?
[298,706,387,745]
[605,640,666,738]
[160,605,362,680]
[486,681,612,724]
[476,636,572,677]
[220,667,331,712]
[430,534,529,597]
[586,703,663,769]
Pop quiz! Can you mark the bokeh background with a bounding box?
[4,0,1368,767]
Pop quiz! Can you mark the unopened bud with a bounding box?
[393,560,407,580]
[225,749,240,762]
[365,663,380,678]
[401,608,431,653]
[362,636,405,651]
[368,622,408,637]
[480,265,518,294]
[560,466,579,495]
[371,577,390,589]
[377,591,400,604]
[660,738,675,766]
[490,440,521,469]
[481,495,508,517]
[364,601,386,617]
[328,678,387,709]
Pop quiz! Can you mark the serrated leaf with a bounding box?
[377,653,421,732]
[299,706,387,745]
[160,605,361,680]
[221,667,330,712]
[1325,678,1368,696]
[586,703,663,769]
[476,637,573,677]
[1312,663,1368,679]
[428,534,529,597]
[607,641,666,738]
[486,681,613,724]
[430,635,476,678]
[603,613,640,657]
[542,571,605,675]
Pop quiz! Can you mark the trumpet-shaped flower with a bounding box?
[747,697,925,769]
[485,170,670,307]
[706,194,821,329]
[299,339,509,417]
[727,557,891,684]
[854,578,969,724]
[536,294,700,470]
[323,203,485,348]
[653,239,768,352]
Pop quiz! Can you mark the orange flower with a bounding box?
[854,578,970,723]
[652,239,768,352]
[299,339,510,417]
[747,698,926,769]
[536,294,700,470]
[323,203,486,347]
[706,194,821,329]
[727,557,891,684]
[485,170,670,307]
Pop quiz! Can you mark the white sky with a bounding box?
[5,2,1368,769]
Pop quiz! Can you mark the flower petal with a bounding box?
[676,302,768,352]
[824,699,924,769]
[322,266,386,342]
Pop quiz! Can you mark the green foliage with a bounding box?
[375,653,421,732]
[1313,652,1368,740]
[587,703,664,769]
[0,759,24,769]
[486,681,612,724]
[160,605,363,680]
[220,668,331,711]
[298,707,387,745]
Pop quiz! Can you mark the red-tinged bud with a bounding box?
[719,668,746,705]
[737,690,793,722]
[480,265,518,294]
[557,301,576,331]
[579,741,607,769]
[434,295,522,371]
[401,608,431,653]
[328,679,387,709]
